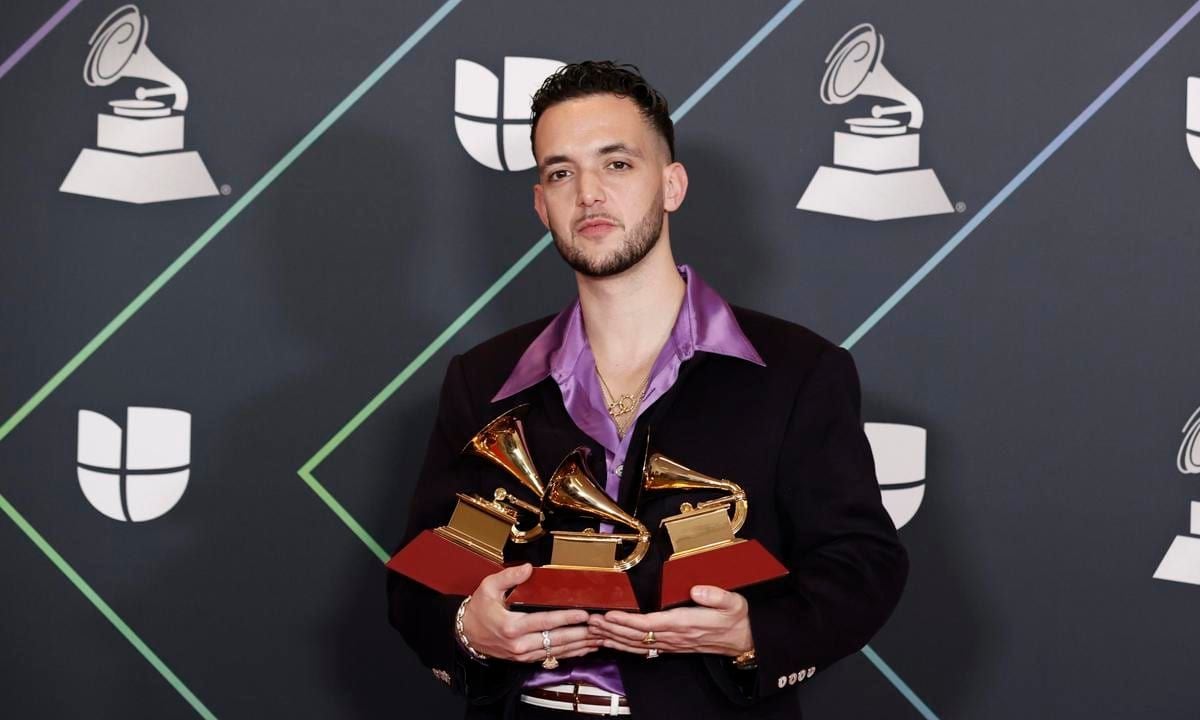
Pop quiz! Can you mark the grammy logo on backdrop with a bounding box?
[60,5,218,204]
[797,23,953,221]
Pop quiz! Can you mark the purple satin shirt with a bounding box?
[492,265,764,695]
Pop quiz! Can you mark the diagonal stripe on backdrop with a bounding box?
[297,0,811,553]
[861,645,939,720]
[0,0,84,82]
[0,1,460,716]
[841,0,1200,352]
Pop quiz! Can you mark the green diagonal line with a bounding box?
[0,0,462,447]
[0,491,218,719]
[299,466,389,563]
[297,2,812,561]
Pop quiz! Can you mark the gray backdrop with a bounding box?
[2,0,1199,717]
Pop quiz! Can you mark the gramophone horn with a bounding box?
[463,404,545,543]
[546,448,650,571]
[642,452,747,534]
[818,22,923,129]
[84,5,189,110]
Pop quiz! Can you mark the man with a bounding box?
[388,61,908,719]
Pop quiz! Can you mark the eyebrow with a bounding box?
[541,143,645,168]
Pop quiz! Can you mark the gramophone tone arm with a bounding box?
[510,524,545,543]
[614,529,652,572]
[494,487,540,515]
[493,488,545,544]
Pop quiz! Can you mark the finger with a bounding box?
[513,607,590,633]
[601,639,663,656]
[480,564,533,597]
[514,626,594,654]
[690,585,745,612]
[557,645,601,660]
[589,617,681,644]
[603,608,694,632]
[514,638,601,663]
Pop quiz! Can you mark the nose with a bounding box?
[576,169,605,207]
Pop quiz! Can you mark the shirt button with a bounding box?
[614,464,624,476]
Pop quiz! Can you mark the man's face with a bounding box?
[532,94,675,278]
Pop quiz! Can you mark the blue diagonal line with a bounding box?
[862,645,939,720]
[842,0,1200,351]
[673,0,806,121]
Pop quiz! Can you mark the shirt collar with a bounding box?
[492,265,764,402]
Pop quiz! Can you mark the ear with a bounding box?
[662,161,688,213]
[533,182,550,229]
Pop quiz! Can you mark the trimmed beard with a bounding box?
[550,190,664,278]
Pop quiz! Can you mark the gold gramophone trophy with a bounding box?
[506,448,650,611]
[386,405,546,595]
[643,452,788,608]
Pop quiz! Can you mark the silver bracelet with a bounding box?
[455,596,489,662]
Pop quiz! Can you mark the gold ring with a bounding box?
[642,630,656,645]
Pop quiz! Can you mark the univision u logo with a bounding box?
[454,57,564,171]
[76,407,191,522]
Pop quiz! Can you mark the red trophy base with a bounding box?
[507,567,640,611]
[386,529,503,596]
[659,540,789,608]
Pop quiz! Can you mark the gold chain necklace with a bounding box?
[595,365,651,438]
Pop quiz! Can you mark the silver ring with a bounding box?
[541,630,558,670]
[647,648,660,659]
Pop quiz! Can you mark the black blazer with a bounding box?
[387,307,908,719]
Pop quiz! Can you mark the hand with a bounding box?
[588,585,753,657]
[461,564,602,663]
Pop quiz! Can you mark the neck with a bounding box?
[577,230,685,376]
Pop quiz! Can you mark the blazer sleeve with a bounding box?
[704,345,909,703]
[386,354,523,705]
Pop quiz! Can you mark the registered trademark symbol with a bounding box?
[955,201,966,213]
[220,184,232,196]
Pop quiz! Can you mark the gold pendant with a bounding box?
[607,395,637,418]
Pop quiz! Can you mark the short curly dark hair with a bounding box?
[530,60,675,162]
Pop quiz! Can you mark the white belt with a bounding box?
[519,682,631,716]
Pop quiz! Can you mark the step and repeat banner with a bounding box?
[2,1,1199,717]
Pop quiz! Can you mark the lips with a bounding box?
[576,218,619,237]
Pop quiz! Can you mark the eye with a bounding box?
[608,160,631,170]
[547,169,571,182]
